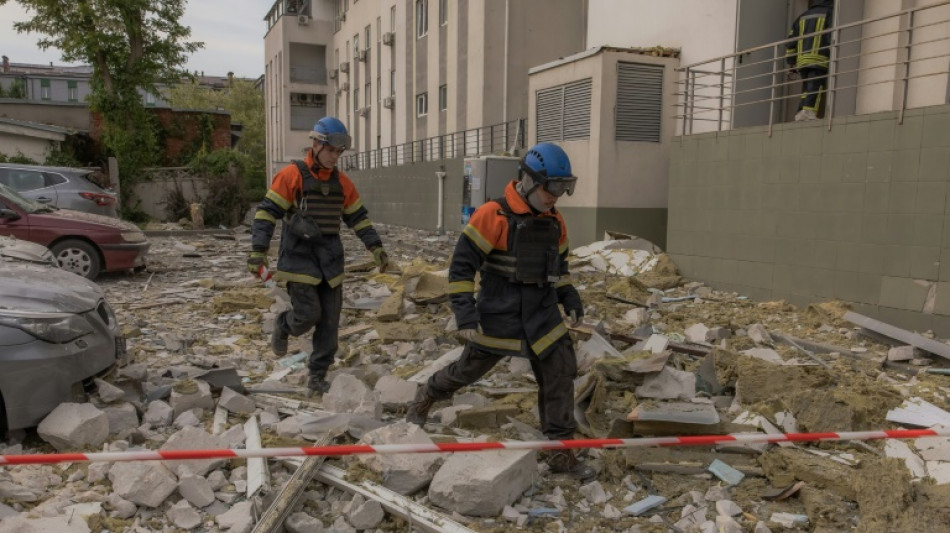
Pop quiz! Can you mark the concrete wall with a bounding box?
[348,157,465,233]
[668,103,950,335]
[0,131,57,161]
[130,177,209,221]
[0,100,92,130]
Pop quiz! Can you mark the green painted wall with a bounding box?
[668,104,950,336]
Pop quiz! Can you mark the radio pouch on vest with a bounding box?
[286,160,324,242]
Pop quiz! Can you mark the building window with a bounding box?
[390,70,396,96]
[145,92,156,106]
[416,0,428,38]
[365,82,371,107]
[354,88,360,110]
[439,84,447,111]
[616,62,663,142]
[365,25,371,49]
[377,17,381,43]
[416,92,428,116]
[391,5,396,32]
[67,80,78,102]
[439,0,447,25]
[536,79,592,142]
[40,78,50,100]
[353,34,359,56]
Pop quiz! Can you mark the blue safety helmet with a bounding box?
[309,116,352,150]
[520,142,578,197]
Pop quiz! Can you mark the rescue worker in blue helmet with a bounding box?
[406,142,595,481]
[787,0,835,121]
[248,116,390,394]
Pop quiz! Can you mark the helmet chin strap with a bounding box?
[312,145,330,169]
[517,176,549,213]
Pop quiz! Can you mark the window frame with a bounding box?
[40,78,51,101]
[439,84,447,111]
[67,80,78,102]
[416,92,428,117]
[439,0,447,26]
[416,0,428,38]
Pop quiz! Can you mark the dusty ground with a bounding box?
[4,222,950,532]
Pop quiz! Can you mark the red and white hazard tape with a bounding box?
[1,428,948,466]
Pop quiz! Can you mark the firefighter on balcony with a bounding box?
[406,142,596,481]
[786,0,835,121]
[247,116,389,394]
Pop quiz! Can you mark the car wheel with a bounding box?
[51,239,102,279]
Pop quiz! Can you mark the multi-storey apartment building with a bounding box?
[262,0,587,180]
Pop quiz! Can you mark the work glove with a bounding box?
[455,328,479,344]
[372,247,390,273]
[247,251,268,277]
[568,309,582,327]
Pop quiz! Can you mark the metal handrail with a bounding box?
[339,118,525,171]
[675,1,950,135]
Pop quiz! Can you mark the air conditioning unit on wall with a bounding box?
[382,32,395,46]
[297,15,310,25]
[340,62,350,73]
[383,96,394,109]
[340,81,349,92]
[329,69,338,79]
[358,50,367,62]
[358,106,370,117]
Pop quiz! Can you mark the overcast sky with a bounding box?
[0,1,267,79]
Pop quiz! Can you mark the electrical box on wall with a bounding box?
[461,156,520,227]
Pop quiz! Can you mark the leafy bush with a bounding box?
[0,152,39,164]
[161,180,191,222]
[188,149,248,227]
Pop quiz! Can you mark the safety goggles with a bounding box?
[543,177,577,197]
[309,131,352,150]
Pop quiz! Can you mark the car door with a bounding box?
[0,168,58,207]
[0,195,32,242]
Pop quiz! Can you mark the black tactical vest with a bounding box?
[293,160,344,236]
[482,197,561,285]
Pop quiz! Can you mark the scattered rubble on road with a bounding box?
[2,223,950,533]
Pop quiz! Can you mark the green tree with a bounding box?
[0,0,202,215]
[168,78,266,198]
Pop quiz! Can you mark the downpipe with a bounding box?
[435,171,446,235]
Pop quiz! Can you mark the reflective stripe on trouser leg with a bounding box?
[308,282,343,377]
[799,67,827,112]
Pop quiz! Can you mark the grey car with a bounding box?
[0,163,118,218]
[0,236,122,431]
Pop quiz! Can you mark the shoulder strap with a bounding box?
[494,196,514,217]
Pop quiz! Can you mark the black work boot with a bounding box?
[407,388,435,427]
[546,450,597,482]
[270,326,288,357]
[308,374,330,395]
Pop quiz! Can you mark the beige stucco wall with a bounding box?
[0,131,58,162]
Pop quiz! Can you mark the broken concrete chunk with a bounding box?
[179,473,216,508]
[716,500,742,517]
[355,422,442,495]
[622,494,667,516]
[167,499,202,529]
[884,440,927,479]
[170,379,214,418]
[94,378,126,403]
[887,345,916,362]
[428,449,537,516]
[160,426,228,476]
[285,511,324,533]
[108,461,178,508]
[746,324,773,346]
[685,324,710,344]
[218,386,256,414]
[37,403,109,451]
[216,500,254,533]
[373,375,418,411]
[102,403,140,438]
[886,398,950,428]
[708,459,745,486]
[576,331,624,373]
[740,348,784,364]
[346,499,385,530]
[322,374,381,419]
[635,367,696,400]
[144,400,174,427]
[456,404,520,430]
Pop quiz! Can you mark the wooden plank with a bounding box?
[244,416,268,499]
[635,462,764,477]
[844,311,950,361]
[312,463,478,533]
[251,437,329,533]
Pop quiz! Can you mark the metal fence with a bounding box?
[676,1,950,135]
[339,119,525,171]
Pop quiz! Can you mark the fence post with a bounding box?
[108,157,120,211]
[718,58,726,132]
[826,27,840,130]
[769,45,778,137]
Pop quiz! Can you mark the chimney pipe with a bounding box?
[2,56,8,73]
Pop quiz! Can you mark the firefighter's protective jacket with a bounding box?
[251,150,382,287]
[786,3,834,69]
[448,180,584,359]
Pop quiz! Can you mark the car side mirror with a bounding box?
[0,209,20,221]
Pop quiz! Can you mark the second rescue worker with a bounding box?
[248,117,389,394]
[786,0,835,121]
[407,142,595,481]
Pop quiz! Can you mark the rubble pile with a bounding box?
[2,224,950,533]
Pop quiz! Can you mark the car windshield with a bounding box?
[0,183,56,213]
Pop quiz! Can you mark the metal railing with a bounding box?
[675,1,950,135]
[339,118,525,170]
